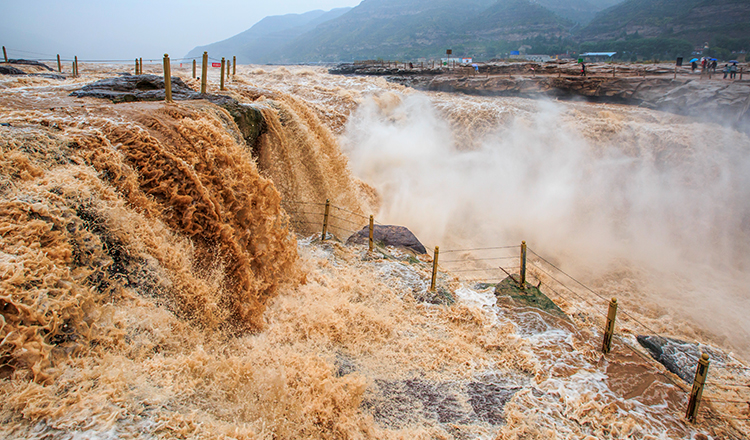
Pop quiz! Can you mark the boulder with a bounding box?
[346,224,427,254]
[70,74,202,103]
[7,59,54,71]
[0,65,26,75]
[636,335,725,384]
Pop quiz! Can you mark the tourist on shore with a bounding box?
[701,58,707,73]
[580,62,586,76]
[711,59,717,73]
[724,64,731,79]
[730,62,738,79]
[691,60,697,72]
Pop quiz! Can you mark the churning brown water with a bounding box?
[0,63,748,439]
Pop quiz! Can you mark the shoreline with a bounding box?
[331,61,750,131]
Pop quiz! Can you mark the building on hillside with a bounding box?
[580,52,617,62]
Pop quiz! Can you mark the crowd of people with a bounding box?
[691,57,740,79]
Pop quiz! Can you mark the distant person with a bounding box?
[730,62,738,79]
[580,62,586,76]
[724,64,731,79]
[409,62,413,69]
[691,60,697,72]
[711,59,717,73]
[701,58,707,73]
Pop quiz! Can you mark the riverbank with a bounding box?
[330,61,750,129]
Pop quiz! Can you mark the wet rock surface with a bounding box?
[346,224,427,255]
[71,74,203,103]
[495,276,568,320]
[0,65,26,75]
[362,377,521,428]
[7,59,54,71]
[70,75,265,147]
[636,335,726,383]
[333,61,750,129]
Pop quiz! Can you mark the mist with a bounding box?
[341,91,750,356]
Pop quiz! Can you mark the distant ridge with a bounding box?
[184,8,352,64]
[186,0,749,63]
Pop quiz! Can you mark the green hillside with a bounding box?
[579,0,750,44]
[184,0,748,63]
[276,0,579,62]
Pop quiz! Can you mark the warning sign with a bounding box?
[212,62,221,68]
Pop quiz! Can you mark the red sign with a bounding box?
[212,62,221,68]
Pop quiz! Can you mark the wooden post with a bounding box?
[233,56,236,75]
[201,52,208,94]
[57,54,62,72]
[135,58,139,75]
[686,353,710,422]
[740,67,744,80]
[220,57,225,91]
[519,241,527,288]
[368,215,374,252]
[139,58,143,74]
[430,246,440,292]
[192,59,196,79]
[321,199,330,241]
[163,54,172,102]
[674,65,677,79]
[2,46,7,63]
[601,298,618,354]
[74,56,78,77]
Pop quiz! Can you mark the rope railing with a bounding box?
[426,235,750,426]
[281,199,375,245]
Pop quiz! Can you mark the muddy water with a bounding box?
[0,64,748,439]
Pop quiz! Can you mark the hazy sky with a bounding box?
[2,0,362,62]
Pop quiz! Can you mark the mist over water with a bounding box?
[341,91,750,355]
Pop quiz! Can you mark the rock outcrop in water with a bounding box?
[636,335,726,384]
[331,62,750,128]
[347,224,427,255]
[71,74,266,148]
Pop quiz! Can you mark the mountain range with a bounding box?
[186,0,750,63]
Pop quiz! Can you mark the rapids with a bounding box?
[0,63,748,439]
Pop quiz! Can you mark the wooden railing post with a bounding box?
[2,46,7,63]
[163,54,172,102]
[233,56,236,76]
[135,58,139,75]
[201,52,208,94]
[369,215,374,252]
[74,56,78,77]
[220,57,225,91]
[520,241,527,288]
[602,298,618,354]
[686,353,710,422]
[139,58,143,74]
[321,199,330,241]
[430,246,440,292]
[57,54,62,72]
[192,59,196,79]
